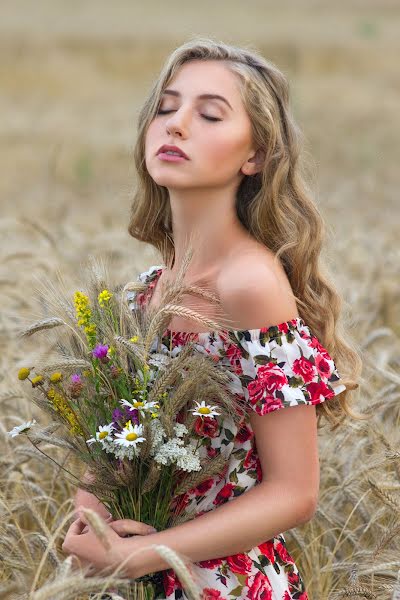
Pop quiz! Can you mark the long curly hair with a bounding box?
[127,36,365,431]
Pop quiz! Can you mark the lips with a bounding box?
[156,144,189,159]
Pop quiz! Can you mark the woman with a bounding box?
[62,36,363,599]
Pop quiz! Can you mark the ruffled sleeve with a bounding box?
[125,264,164,311]
[233,318,347,416]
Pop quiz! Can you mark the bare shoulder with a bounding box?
[217,247,299,330]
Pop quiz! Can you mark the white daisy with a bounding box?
[7,419,37,438]
[120,398,159,417]
[191,400,221,418]
[114,420,146,448]
[86,423,114,446]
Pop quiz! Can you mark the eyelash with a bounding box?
[156,109,222,122]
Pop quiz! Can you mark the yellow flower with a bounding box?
[73,291,94,334]
[50,391,83,436]
[82,370,91,377]
[98,289,113,307]
[143,364,150,372]
[49,372,63,383]
[18,367,31,380]
[47,387,56,399]
[84,324,97,336]
[130,336,139,343]
[107,346,116,357]
[31,375,44,387]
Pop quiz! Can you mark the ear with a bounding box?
[241,147,265,176]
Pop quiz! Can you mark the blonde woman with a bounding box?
[62,37,363,599]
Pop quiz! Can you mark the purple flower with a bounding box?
[71,373,82,384]
[125,408,139,425]
[92,344,109,359]
[112,408,124,422]
[111,408,124,432]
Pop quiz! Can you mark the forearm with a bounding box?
[123,480,315,579]
[73,468,111,520]
[74,488,111,520]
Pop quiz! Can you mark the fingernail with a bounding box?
[150,527,157,533]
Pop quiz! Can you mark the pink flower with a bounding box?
[292,356,316,383]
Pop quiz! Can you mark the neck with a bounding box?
[167,189,252,275]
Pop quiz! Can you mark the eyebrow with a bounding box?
[162,89,233,111]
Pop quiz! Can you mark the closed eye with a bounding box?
[156,109,222,122]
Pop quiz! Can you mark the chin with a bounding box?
[149,173,193,189]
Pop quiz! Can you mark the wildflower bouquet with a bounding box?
[10,249,246,599]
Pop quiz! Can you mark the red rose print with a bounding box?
[236,422,253,443]
[242,446,262,479]
[194,415,220,438]
[299,328,310,341]
[306,380,334,404]
[308,335,330,359]
[225,343,244,374]
[248,378,266,405]
[247,570,273,599]
[251,394,283,416]
[315,353,332,378]
[213,482,235,506]
[195,477,214,496]
[275,540,295,564]
[203,589,224,599]
[299,593,309,599]
[207,446,218,458]
[243,447,258,470]
[171,492,191,515]
[163,569,178,596]
[171,331,194,346]
[292,356,316,383]
[257,540,275,564]
[283,593,291,600]
[257,362,288,392]
[288,571,300,585]
[136,291,147,307]
[197,557,224,569]
[226,552,253,574]
[277,322,290,334]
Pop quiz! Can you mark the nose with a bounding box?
[165,108,188,137]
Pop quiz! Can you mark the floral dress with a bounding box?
[126,265,347,600]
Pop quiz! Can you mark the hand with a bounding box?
[80,511,113,535]
[108,519,158,538]
[62,511,157,577]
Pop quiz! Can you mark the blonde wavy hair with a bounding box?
[128,36,365,431]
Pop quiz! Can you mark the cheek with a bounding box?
[200,133,248,176]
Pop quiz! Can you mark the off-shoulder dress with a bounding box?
[126,264,347,600]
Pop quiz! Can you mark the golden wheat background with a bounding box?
[1,0,399,598]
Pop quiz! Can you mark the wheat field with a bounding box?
[1,1,399,598]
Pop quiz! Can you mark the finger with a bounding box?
[68,517,87,536]
[108,519,157,537]
[78,510,112,525]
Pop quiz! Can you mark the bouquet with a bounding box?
[9,249,246,599]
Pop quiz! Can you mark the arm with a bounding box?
[74,467,111,521]
[120,401,320,579]
[121,476,315,579]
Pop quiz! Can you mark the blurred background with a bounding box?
[1,1,399,598]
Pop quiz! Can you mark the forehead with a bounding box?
[164,60,242,107]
